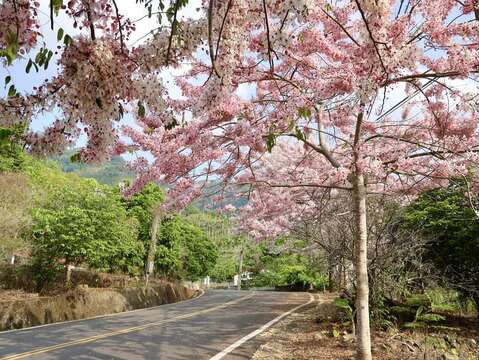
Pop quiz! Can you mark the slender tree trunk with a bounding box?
[145,210,161,286]
[352,171,372,360]
[237,245,244,290]
[327,255,334,291]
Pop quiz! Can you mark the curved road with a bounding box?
[0,290,313,360]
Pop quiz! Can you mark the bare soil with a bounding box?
[252,294,479,360]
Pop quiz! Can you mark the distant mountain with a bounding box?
[192,181,248,210]
[53,150,134,186]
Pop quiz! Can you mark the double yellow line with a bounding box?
[1,293,255,360]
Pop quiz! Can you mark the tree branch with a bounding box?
[111,0,124,53]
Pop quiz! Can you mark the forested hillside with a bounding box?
[52,149,134,186]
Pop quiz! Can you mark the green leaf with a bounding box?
[63,35,72,47]
[265,133,276,153]
[164,118,179,130]
[70,153,82,163]
[4,76,11,87]
[26,59,33,73]
[8,85,16,97]
[57,28,64,41]
[297,107,311,119]
[35,48,45,64]
[295,126,305,141]
[334,298,352,310]
[138,102,146,118]
[332,329,340,338]
[2,31,19,64]
[52,0,63,14]
[0,127,15,141]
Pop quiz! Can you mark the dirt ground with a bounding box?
[252,294,479,360]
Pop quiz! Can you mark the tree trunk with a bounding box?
[145,210,161,286]
[352,172,372,360]
[237,245,244,290]
[327,255,334,291]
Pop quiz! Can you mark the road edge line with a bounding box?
[0,291,253,360]
[209,292,315,360]
[0,288,205,335]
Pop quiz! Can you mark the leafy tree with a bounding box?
[155,215,218,280]
[0,124,26,172]
[404,181,479,305]
[30,172,143,281]
[122,183,165,256]
[126,3,479,358]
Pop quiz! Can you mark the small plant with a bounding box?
[403,305,445,329]
[334,297,356,335]
[463,297,477,315]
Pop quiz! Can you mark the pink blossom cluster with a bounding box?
[1,0,206,161]
[65,0,135,40]
[0,0,40,59]
[25,36,166,162]
[116,0,479,235]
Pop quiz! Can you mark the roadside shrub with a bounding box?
[31,175,143,283]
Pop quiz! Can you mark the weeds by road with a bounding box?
[252,294,479,360]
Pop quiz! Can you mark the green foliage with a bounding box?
[0,124,27,172]
[403,181,479,299]
[0,173,32,260]
[183,210,241,281]
[278,264,319,289]
[29,163,143,283]
[1,152,221,286]
[391,289,468,330]
[333,297,356,332]
[405,293,431,308]
[0,31,19,64]
[155,215,218,280]
[209,256,237,282]
[123,183,165,252]
[250,250,327,290]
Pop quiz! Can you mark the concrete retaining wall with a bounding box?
[0,283,197,331]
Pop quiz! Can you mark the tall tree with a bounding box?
[123,2,479,359]
[3,2,479,359]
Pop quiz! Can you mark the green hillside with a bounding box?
[53,150,134,186]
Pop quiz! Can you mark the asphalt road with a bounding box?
[0,290,313,360]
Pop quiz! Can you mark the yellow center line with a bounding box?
[1,293,255,360]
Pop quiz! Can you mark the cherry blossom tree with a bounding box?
[3,1,479,359]
[123,1,479,359]
[0,0,201,161]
